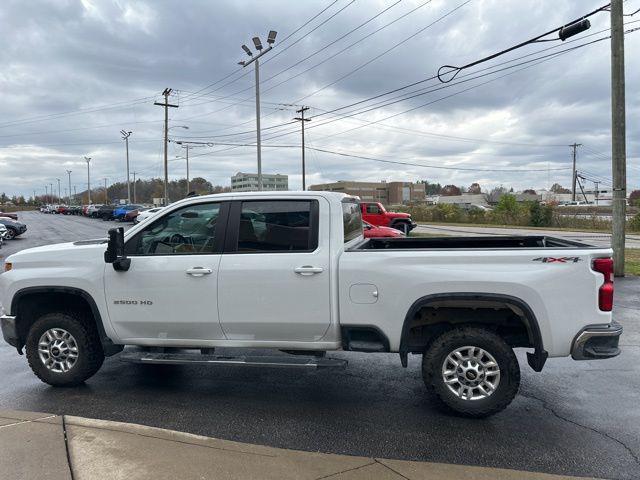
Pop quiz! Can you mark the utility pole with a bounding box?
[294,106,311,190]
[56,178,61,202]
[104,178,108,204]
[132,172,137,203]
[611,0,626,276]
[154,89,178,205]
[184,145,190,195]
[73,186,77,204]
[239,31,278,191]
[45,185,48,204]
[570,143,582,201]
[120,130,132,203]
[50,183,53,203]
[594,181,600,206]
[84,156,92,204]
[66,170,72,205]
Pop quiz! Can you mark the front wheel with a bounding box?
[4,228,16,240]
[422,327,520,418]
[25,312,104,387]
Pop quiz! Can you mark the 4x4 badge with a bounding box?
[532,257,582,263]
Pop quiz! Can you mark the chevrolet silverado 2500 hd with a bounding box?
[0,191,622,417]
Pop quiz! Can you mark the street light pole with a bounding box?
[84,156,92,204]
[239,30,277,192]
[185,144,190,195]
[132,172,137,203]
[56,178,61,203]
[66,170,72,205]
[120,130,132,204]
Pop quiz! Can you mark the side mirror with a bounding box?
[104,227,131,272]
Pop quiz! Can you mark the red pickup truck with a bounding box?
[360,202,416,234]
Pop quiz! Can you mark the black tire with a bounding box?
[422,327,520,418]
[4,228,16,240]
[393,222,408,234]
[25,312,104,387]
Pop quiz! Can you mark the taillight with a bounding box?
[593,258,614,311]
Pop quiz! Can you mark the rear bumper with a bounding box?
[1,315,19,348]
[571,321,622,360]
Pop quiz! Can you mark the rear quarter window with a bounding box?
[342,201,362,243]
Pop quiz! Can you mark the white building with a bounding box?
[230,172,288,192]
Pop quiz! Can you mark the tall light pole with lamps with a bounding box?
[120,130,132,203]
[66,170,72,205]
[238,30,277,191]
[84,156,92,204]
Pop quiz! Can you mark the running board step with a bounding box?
[119,352,348,369]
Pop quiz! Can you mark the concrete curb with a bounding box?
[0,409,600,480]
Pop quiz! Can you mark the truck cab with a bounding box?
[360,201,416,234]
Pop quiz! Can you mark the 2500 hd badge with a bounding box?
[113,300,153,305]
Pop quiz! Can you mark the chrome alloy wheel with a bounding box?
[38,328,79,373]
[442,346,500,401]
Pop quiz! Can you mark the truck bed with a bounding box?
[352,235,595,250]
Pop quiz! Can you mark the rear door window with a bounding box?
[235,200,318,252]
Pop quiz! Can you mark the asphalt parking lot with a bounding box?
[1,211,639,479]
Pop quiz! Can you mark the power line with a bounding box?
[179,0,355,106]
[0,96,155,130]
[256,35,617,145]
[177,0,437,119]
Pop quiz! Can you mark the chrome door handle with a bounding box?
[294,266,324,276]
[186,267,213,277]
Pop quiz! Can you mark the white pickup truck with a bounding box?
[0,191,622,417]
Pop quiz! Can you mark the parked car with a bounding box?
[56,205,69,215]
[134,207,164,224]
[86,205,102,217]
[113,204,143,221]
[0,192,621,418]
[67,206,83,215]
[124,208,143,223]
[97,205,117,220]
[0,212,18,220]
[360,201,416,234]
[0,217,27,240]
[0,223,6,248]
[363,221,405,238]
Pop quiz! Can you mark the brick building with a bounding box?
[309,180,426,205]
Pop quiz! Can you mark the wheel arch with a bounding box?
[10,286,122,356]
[399,293,547,372]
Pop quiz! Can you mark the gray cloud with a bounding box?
[0,0,638,199]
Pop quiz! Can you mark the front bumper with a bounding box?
[571,321,623,360]
[1,314,19,348]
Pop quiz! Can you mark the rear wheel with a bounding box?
[422,327,520,418]
[25,312,104,387]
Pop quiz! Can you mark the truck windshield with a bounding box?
[342,200,362,243]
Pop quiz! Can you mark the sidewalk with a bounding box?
[0,409,600,480]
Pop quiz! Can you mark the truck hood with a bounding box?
[6,239,106,263]
[385,212,411,220]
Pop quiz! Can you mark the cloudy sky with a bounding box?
[0,0,638,199]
